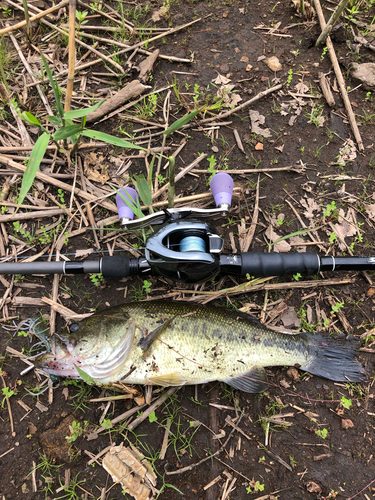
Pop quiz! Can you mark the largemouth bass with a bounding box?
[33,301,365,393]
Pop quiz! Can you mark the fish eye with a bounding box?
[69,323,80,333]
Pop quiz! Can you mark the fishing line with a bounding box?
[0,243,186,262]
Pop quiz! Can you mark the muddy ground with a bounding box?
[1,0,375,499]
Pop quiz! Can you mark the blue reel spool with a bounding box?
[180,236,206,253]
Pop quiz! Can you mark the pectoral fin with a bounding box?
[148,372,187,387]
[222,367,268,394]
[138,316,176,357]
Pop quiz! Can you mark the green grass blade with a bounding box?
[81,130,146,150]
[40,52,64,119]
[270,228,314,248]
[47,115,63,127]
[53,124,82,141]
[133,174,152,206]
[20,111,41,127]
[164,109,200,136]
[18,132,50,206]
[64,100,105,119]
[74,365,94,384]
[168,156,175,208]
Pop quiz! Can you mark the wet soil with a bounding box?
[1,0,375,499]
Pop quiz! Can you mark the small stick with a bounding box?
[128,387,180,431]
[318,72,335,107]
[0,155,118,212]
[0,208,67,223]
[152,154,207,200]
[184,277,354,304]
[77,0,131,28]
[316,0,350,46]
[53,17,202,78]
[0,0,69,36]
[166,414,243,476]
[41,297,94,320]
[41,18,125,74]
[21,0,31,38]
[192,164,306,174]
[199,84,283,124]
[159,418,172,460]
[313,0,364,151]
[1,374,15,436]
[0,85,32,147]
[233,129,245,154]
[65,0,76,113]
[241,175,259,252]
[78,157,100,249]
[168,156,175,208]
[8,32,53,115]
[0,142,110,152]
[155,90,171,193]
[62,28,192,63]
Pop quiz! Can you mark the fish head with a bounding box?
[34,311,136,382]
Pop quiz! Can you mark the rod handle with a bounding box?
[240,252,320,277]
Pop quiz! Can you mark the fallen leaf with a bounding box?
[265,225,291,252]
[275,144,284,152]
[365,203,375,221]
[85,166,109,185]
[249,110,272,138]
[240,55,249,62]
[300,197,320,220]
[287,367,299,381]
[152,4,169,21]
[212,73,231,85]
[336,139,357,165]
[289,235,306,252]
[255,142,264,150]
[350,62,375,90]
[280,379,291,388]
[341,418,354,429]
[332,209,357,250]
[264,56,282,72]
[28,422,38,435]
[294,82,309,93]
[235,47,241,53]
[288,115,297,126]
[306,482,321,493]
[280,307,300,328]
[246,64,253,72]
[291,0,316,19]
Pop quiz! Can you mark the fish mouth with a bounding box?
[35,351,84,378]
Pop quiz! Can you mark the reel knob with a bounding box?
[210,172,233,213]
[116,187,139,226]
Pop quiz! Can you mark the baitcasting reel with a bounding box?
[115,173,232,283]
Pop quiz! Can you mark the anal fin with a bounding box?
[222,367,268,394]
[148,372,187,387]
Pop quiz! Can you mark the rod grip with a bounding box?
[101,256,132,277]
[240,252,320,277]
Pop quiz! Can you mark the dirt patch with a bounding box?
[1,0,375,499]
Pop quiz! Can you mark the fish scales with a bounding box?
[33,300,366,393]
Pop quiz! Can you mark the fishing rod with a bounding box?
[1,173,375,283]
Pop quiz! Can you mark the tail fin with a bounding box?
[299,333,366,382]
